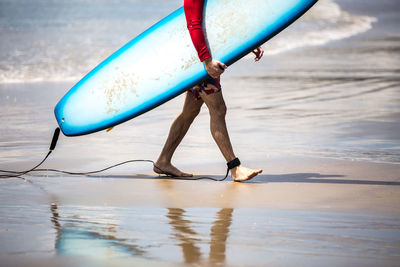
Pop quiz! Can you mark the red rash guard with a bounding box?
[184,0,211,62]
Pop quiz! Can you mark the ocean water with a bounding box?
[0,0,399,165]
[0,0,375,83]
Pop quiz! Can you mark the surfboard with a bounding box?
[54,0,318,136]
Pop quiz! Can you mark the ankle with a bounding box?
[156,158,170,165]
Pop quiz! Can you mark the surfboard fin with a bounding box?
[106,126,114,132]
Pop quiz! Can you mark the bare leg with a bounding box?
[154,91,204,177]
[200,91,262,182]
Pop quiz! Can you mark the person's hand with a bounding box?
[204,58,227,79]
[252,46,264,62]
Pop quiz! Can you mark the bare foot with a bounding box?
[153,161,193,177]
[231,165,262,182]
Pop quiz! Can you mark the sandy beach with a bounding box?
[4,156,399,213]
[1,0,400,266]
[1,156,400,266]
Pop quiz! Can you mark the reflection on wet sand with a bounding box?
[50,203,234,264]
[0,189,394,265]
[47,179,240,263]
[209,208,233,264]
[50,201,234,264]
[50,203,145,259]
[158,178,237,264]
[167,208,201,263]
[167,208,233,265]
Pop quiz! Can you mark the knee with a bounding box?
[182,106,201,120]
[210,103,227,118]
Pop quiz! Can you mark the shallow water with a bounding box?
[0,204,399,265]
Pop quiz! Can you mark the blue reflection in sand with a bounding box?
[51,203,145,260]
[47,203,400,265]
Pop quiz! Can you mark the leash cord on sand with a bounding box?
[0,128,229,181]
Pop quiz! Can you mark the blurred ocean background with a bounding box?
[0,0,376,83]
[0,0,399,168]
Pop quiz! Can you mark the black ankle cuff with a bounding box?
[227,158,241,170]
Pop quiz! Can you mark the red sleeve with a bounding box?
[184,0,211,62]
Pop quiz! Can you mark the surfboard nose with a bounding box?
[54,100,68,136]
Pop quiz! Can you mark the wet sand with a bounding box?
[0,156,399,266]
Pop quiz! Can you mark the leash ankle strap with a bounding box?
[224,157,241,180]
[227,157,241,170]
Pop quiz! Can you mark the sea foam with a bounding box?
[246,0,377,57]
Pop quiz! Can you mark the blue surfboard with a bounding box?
[54,0,318,136]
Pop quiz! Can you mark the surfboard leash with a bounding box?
[0,128,60,179]
[0,128,232,181]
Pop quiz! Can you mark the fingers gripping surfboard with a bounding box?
[54,0,318,136]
